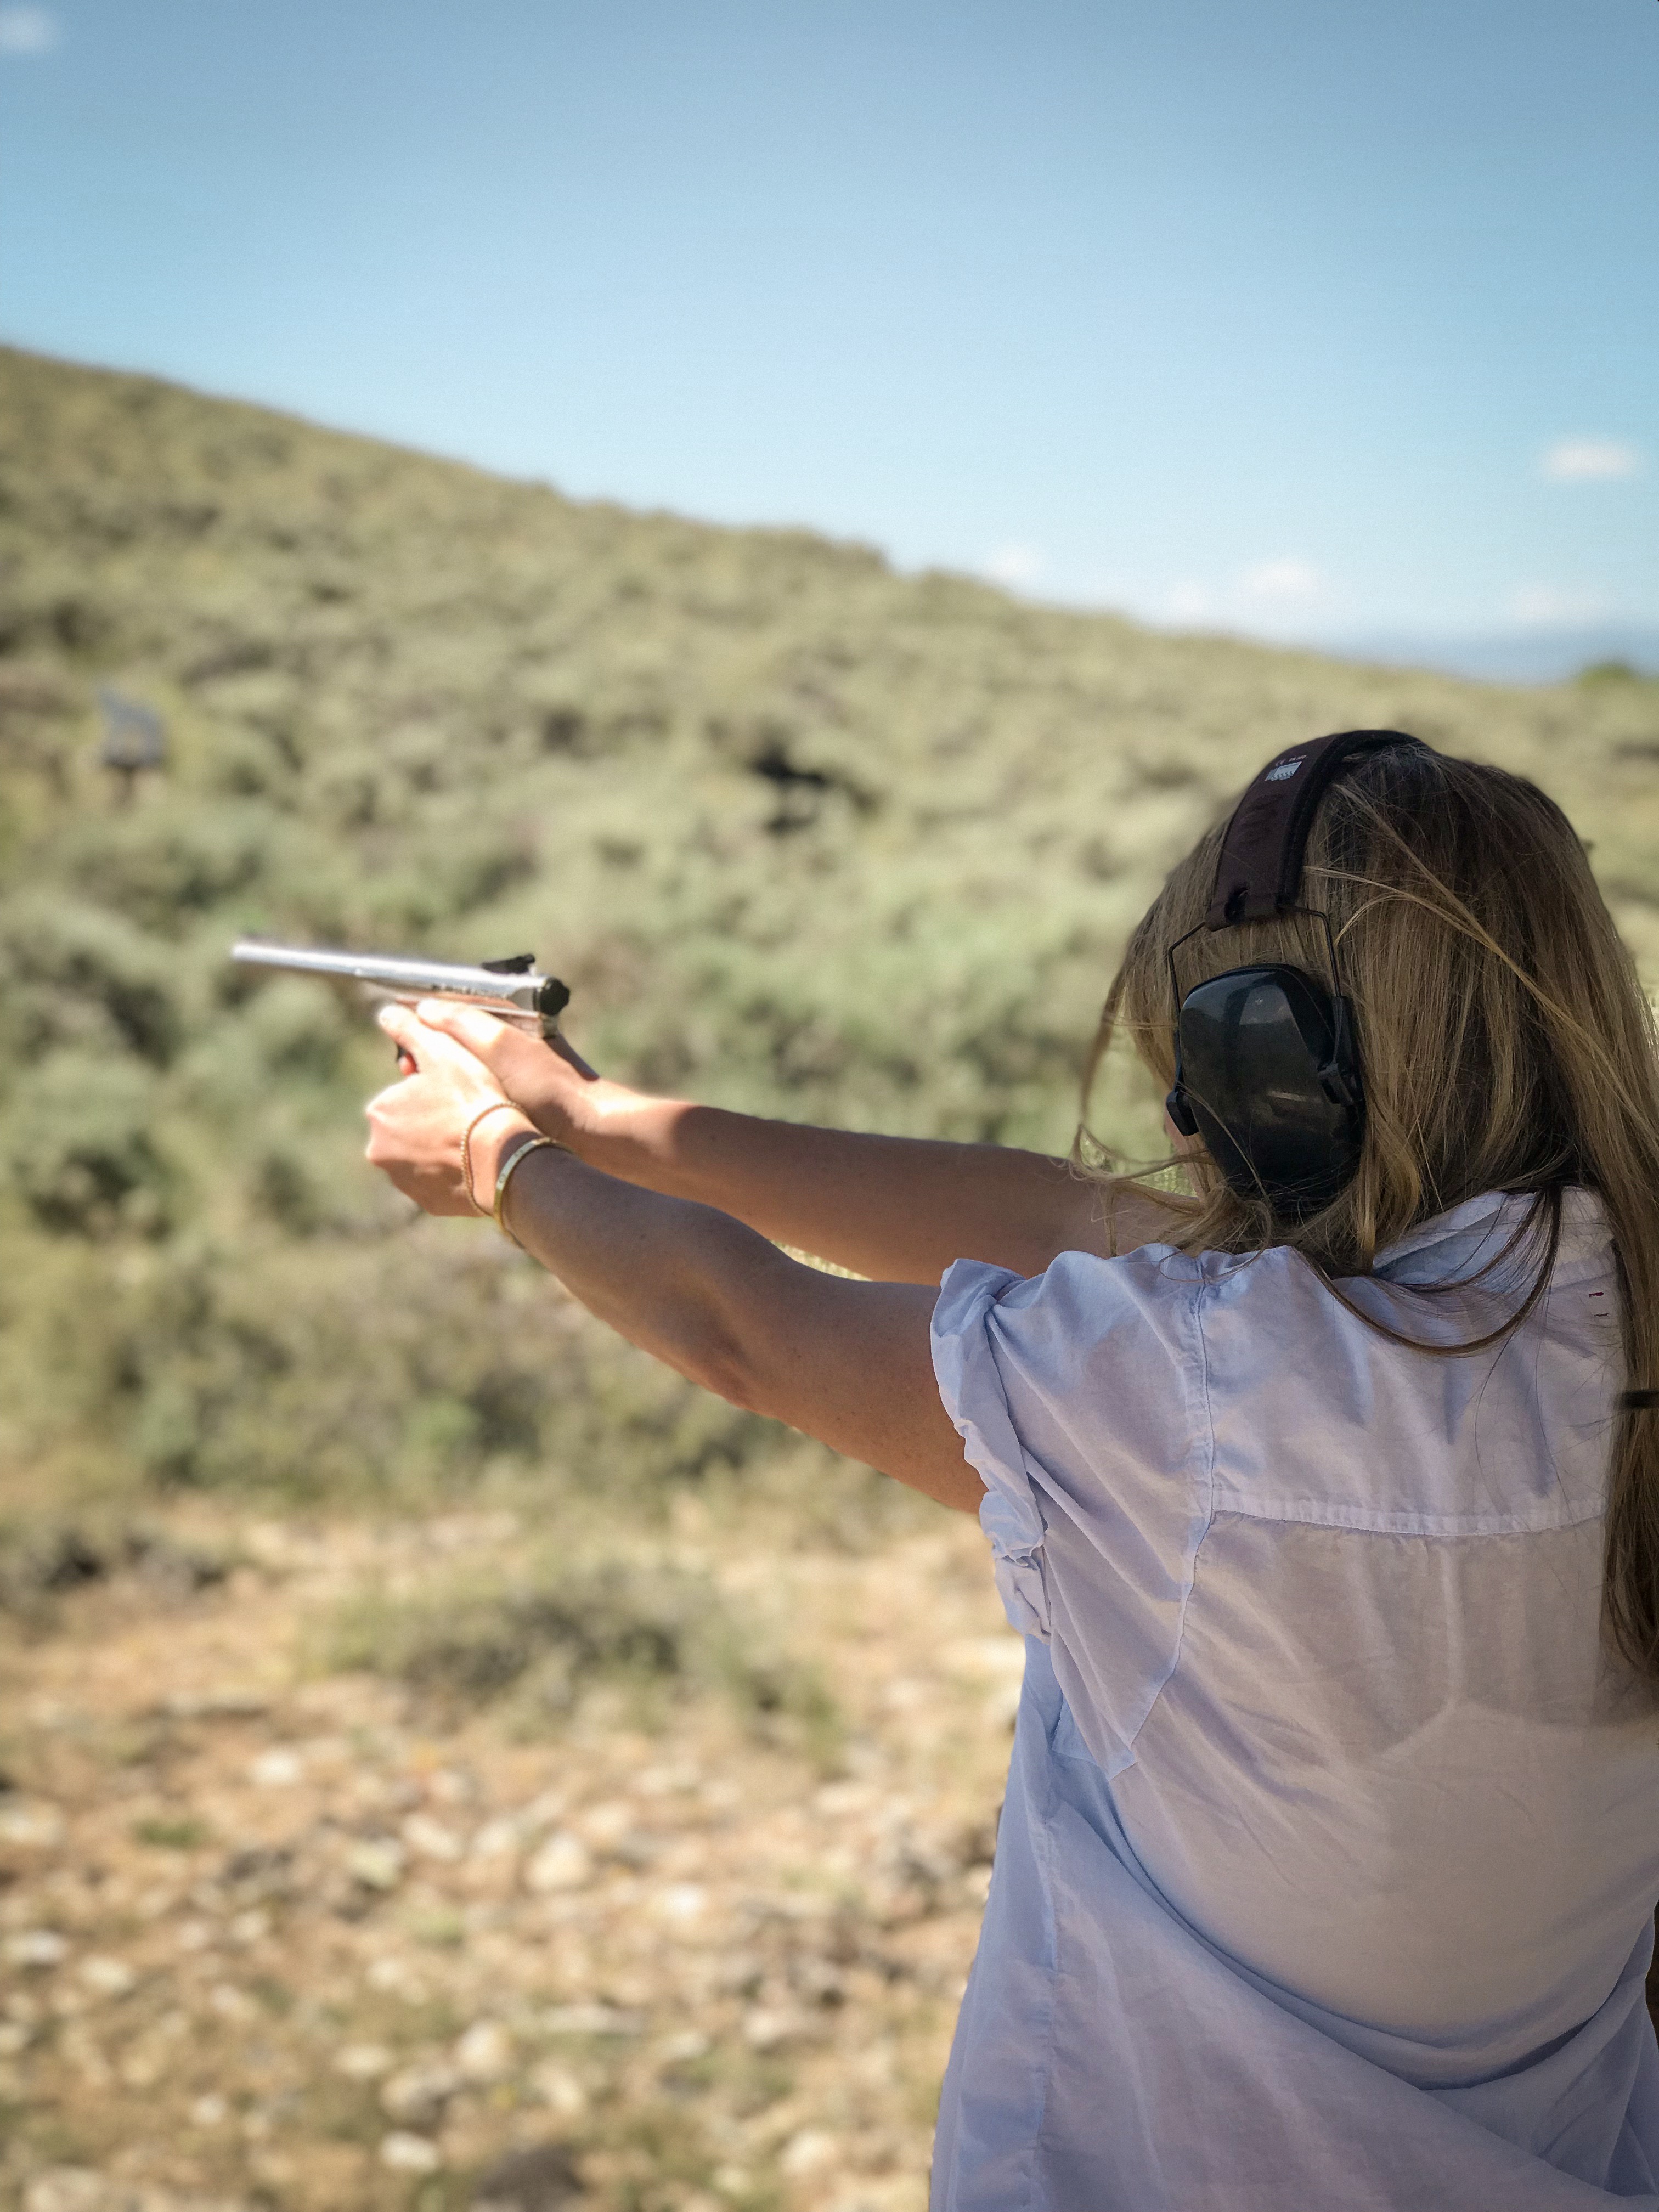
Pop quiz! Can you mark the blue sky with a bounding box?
[1,0,1655,657]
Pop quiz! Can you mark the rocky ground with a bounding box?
[0,1488,1020,2212]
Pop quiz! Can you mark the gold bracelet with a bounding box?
[460,1100,526,1215]
[493,1134,562,1246]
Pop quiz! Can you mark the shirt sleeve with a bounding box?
[932,1247,1215,1774]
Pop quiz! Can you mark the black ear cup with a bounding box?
[1165,729,1425,1217]
[1173,964,1363,1216]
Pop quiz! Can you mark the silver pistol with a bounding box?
[231,941,571,1041]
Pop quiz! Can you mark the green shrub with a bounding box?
[326,1549,840,1754]
[2,1048,173,1236]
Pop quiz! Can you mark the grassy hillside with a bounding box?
[2,344,1657,1515]
[2,346,1658,2212]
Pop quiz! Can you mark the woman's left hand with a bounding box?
[364,1003,536,1217]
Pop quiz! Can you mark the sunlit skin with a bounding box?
[365,1001,1187,1516]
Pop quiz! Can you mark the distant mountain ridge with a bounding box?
[1328,626,1659,686]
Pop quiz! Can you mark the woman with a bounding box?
[366,732,1659,2210]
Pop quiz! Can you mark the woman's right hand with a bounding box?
[397,1001,630,1158]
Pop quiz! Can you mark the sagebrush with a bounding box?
[1,345,1655,1519]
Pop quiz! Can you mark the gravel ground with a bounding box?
[0,1495,1020,2212]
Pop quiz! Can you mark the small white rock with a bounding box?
[0,1800,66,1849]
[469,1816,522,1862]
[77,1955,137,1998]
[365,1953,428,2000]
[380,2130,442,2173]
[659,2030,712,2063]
[575,1799,633,1847]
[524,1831,592,1893]
[454,2017,514,2083]
[117,2045,169,2091]
[947,1633,1028,1682]
[22,2170,105,2212]
[631,1761,701,1796]
[812,1780,877,1816]
[347,1839,406,1892]
[249,1747,304,1787]
[528,2058,589,2117]
[518,1786,568,1830]
[742,2005,806,2051]
[5,1929,69,1968]
[335,2041,395,2079]
[651,1882,707,1926]
[380,2059,461,2125]
[781,2128,840,2179]
[189,2091,228,2126]
[402,1812,465,1862]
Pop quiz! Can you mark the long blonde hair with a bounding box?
[1081,743,1659,1674]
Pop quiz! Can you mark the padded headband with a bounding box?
[1205,729,1429,930]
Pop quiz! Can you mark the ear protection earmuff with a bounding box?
[1165,729,1430,1217]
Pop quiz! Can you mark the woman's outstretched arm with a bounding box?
[405,1002,1172,1283]
[364,1006,983,1511]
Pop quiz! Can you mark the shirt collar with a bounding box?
[1372,1188,1610,1290]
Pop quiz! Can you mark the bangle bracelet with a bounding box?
[460,1100,527,1215]
[493,1134,562,1246]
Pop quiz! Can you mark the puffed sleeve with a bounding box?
[931,1261,1053,1639]
[932,1247,1215,1775]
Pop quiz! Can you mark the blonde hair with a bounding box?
[1081,744,1659,1674]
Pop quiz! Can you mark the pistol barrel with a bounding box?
[230,941,571,1037]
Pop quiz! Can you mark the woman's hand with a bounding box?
[364,1004,535,1216]
[396,1001,629,1155]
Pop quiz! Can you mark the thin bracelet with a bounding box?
[493,1134,562,1247]
[460,1101,527,1215]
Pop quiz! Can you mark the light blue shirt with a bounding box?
[930,1190,1659,2210]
